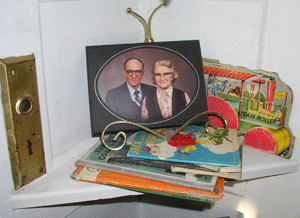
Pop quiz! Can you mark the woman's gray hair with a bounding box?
[150,60,179,85]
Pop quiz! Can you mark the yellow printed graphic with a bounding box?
[275,91,286,100]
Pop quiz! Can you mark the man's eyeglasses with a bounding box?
[125,70,144,77]
[154,72,173,77]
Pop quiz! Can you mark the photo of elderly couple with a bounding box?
[95,46,200,124]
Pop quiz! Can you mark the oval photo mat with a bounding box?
[95,46,200,123]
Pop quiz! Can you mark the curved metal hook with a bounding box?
[126,1,169,43]
[101,111,228,151]
[101,120,169,151]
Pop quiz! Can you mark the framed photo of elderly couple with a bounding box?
[86,40,208,136]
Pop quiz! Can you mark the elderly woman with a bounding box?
[141,60,191,122]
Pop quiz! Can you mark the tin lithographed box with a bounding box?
[203,58,294,158]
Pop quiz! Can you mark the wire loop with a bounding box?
[101,111,228,151]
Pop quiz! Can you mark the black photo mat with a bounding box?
[86,40,208,136]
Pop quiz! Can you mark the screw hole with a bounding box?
[22,176,28,182]
[28,65,34,71]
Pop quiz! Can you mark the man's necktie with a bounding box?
[134,90,142,107]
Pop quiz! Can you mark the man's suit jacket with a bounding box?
[105,83,155,122]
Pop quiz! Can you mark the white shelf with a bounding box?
[241,147,299,180]
[10,153,143,209]
[10,146,299,209]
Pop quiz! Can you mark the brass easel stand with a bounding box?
[126,1,169,43]
[101,2,229,151]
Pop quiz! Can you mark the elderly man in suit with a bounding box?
[105,58,155,122]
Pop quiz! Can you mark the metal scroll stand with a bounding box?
[101,1,229,151]
[126,0,169,43]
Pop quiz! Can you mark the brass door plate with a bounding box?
[0,54,46,190]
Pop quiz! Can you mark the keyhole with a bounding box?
[27,140,33,155]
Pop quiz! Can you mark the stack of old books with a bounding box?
[72,125,243,203]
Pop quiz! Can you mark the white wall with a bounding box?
[0,0,299,217]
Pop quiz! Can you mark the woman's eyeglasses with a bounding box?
[154,72,173,77]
